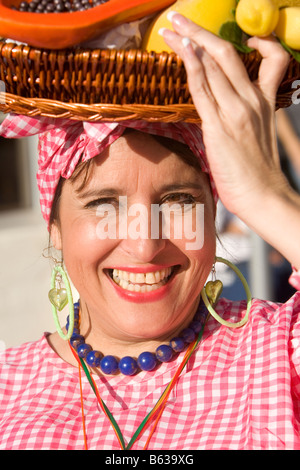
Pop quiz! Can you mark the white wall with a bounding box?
[0,209,54,349]
[0,133,76,350]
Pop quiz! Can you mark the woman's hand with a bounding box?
[160,13,300,269]
[160,13,290,215]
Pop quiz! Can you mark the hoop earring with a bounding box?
[48,262,74,340]
[201,256,252,329]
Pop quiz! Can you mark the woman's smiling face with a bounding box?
[51,131,216,344]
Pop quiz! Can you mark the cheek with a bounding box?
[170,203,216,283]
[60,218,118,278]
[170,201,215,254]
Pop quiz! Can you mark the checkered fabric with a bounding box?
[0,114,216,226]
[1,292,300,450]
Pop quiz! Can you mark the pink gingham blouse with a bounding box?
[1,286,300,450]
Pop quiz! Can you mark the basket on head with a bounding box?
[0,40,299,122]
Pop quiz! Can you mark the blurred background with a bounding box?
[0,103,299,349]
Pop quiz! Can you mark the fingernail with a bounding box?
[166,10,189,26]
[166,11,178,23]
[158,27,168,36]
[182,37,191,48]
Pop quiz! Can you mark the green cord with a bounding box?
[125,329,204,450]
[75,323,206,451]
[77,354,126,449]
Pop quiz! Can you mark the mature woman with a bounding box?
[0,13,300,450]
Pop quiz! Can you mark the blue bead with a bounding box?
[70,333,85,349]
[86,350,102,367]
[170,337,185,352]
[181,328,196,344]
[190,320,202,334]
[119,356,138,376]
[100,355,119,375]
[77,343,92,358]
[137,352,157,371]
[67,315,79,329]
[195,304,207,318]
[156,344,173,362]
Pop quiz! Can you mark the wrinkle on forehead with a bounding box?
[83,132,210,198]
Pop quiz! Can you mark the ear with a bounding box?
[50,222,62,251]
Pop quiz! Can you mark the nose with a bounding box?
[118,203,167,263]
[119,236,167,264]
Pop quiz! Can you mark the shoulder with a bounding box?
[199,292,300,367]
[215,290,300,331]
[0,335,74,403]
[0,336,47,370]
[0,337,48,393]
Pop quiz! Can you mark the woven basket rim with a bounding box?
[0,42,299,122]
[0,92,202,122]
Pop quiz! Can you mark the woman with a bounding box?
[0,13,300,450]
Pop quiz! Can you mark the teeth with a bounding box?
[111,267,173,292]
[145,272,156,284]
[135,273,145,283]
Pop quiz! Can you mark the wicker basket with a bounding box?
[0,40,299,122]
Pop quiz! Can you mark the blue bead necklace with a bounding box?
[67,301,208,376]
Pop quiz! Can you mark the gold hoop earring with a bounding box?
[201,256,252,329]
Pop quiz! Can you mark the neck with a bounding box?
[78,298,200,359]
[48,297,207,376]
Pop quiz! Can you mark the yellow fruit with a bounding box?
[236,0,279,37]
[275,7,300,48]
[142,0,236,53]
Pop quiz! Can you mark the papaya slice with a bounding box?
[0,0,176,49]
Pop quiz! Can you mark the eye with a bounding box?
[84,197,119,209]
[160,193,196,206]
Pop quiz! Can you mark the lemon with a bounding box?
[236,0,279,37]
[142,0,236,53]
[275,6,300,48]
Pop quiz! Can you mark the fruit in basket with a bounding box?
[236,0,300,38]
[142,0,236,53]
[235,0,279,36]
[12,0,109,13]
[0,0,176,49]
[275,7,300,49]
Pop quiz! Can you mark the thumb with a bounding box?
[247,35,290,104]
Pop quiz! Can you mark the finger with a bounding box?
[161,28,249,122]
[160,29,219,122]
[191,46,243,114]
[166,12,254,96]
[247,35,290,104]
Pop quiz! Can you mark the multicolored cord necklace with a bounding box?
[68,300,209,450]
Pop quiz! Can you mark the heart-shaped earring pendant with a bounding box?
[205,280,223,305]
[48,288,68,311]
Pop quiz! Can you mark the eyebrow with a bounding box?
[78,182,205,200]
[78,188,120,199]
[160,183,205,192]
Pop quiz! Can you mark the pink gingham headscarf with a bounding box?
[0,114,217,226]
